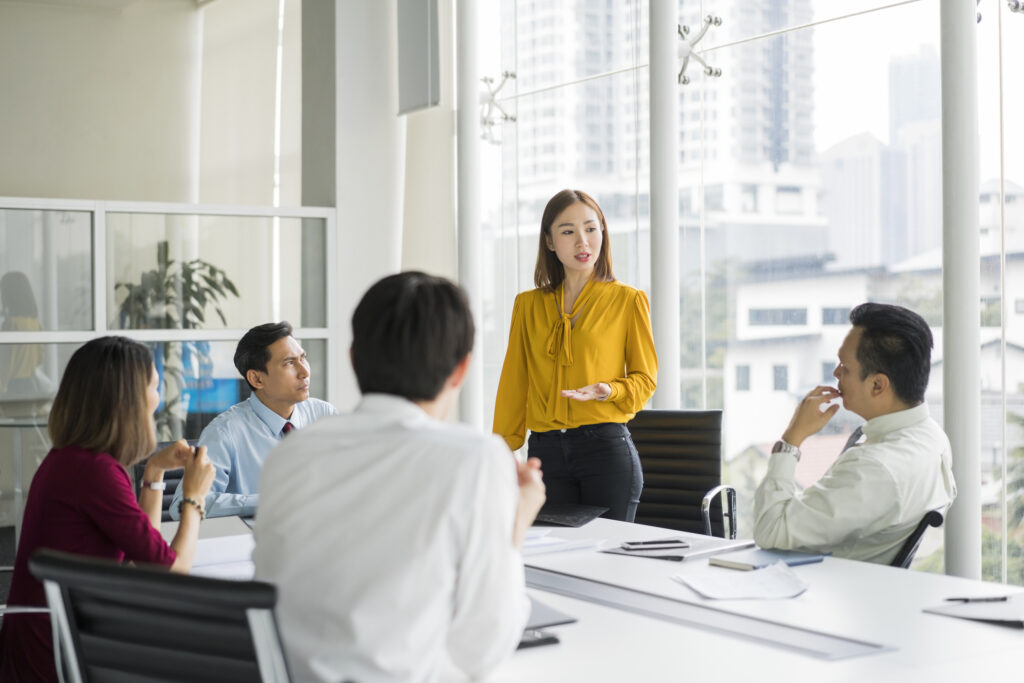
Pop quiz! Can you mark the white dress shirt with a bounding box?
[753,403,957,564]
[253,394,529,683]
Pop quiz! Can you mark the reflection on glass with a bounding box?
[0,209,93,331]
[107,213,327,330]
[0,343,73,418]
[0,343,76,527]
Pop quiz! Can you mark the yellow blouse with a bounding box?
[493,279,658,451]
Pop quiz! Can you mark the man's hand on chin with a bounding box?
[781,385,841,447]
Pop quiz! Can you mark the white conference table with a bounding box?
[481,518,1024,683]
[174,515,1024,683]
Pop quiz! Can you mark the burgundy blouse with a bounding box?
[0,445,176,682]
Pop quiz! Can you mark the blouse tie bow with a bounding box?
[546,313,575,367]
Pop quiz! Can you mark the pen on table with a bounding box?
[944,596,1009,603]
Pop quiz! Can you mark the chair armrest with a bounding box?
[701,485,738,539]
[0,606,50,615]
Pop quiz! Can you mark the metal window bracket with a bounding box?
[678,16,723,85]
[480,71,517,144]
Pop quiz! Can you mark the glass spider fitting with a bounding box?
[480,71,517,144]
[677,15,723,85]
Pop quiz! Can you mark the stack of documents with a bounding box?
[190,534,255,580]
[523,528,602,556]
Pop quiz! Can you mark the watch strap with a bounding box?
[771,439,801,461]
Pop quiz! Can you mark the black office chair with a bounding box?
[890,509,944,569]
[628,409,737,538]
[133,440,197,522]
[29,549,291,683]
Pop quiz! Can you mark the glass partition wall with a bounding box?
[480,0,1022,579]
[0,200,333,528]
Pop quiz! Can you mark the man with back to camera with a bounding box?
[169,321,336,519]
[253,272,546,683]
[753,302,957,564]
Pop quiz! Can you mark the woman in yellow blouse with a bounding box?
[493,189,657,522]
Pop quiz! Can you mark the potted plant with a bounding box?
[115,240,239,439]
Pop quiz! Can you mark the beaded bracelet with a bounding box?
[179,497,206,521]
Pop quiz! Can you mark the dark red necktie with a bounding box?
[282,421,294,436]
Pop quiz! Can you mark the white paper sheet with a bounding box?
[192,533,254,568]
[523,535,602,556]
[672,561,809,600]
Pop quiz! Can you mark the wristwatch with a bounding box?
[771,439,801,461]
[142,480,167,491]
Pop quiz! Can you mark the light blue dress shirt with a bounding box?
[170,393,336,519]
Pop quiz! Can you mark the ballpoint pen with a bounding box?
[944,596,1010,602]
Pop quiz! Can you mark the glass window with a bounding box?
[736,364,750,391]
[822,307,850,325]
[106,213,327,331]
[0,209,93,332]
[749,308,808,326]
[773,364,788,392]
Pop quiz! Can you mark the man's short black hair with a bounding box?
[351,272,474,402]
[849,303,933,405]
[234,321,294,391]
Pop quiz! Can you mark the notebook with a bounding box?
[708,547,826,571]
[532,502,609,527]
[923,595,1024,627]
[518,596,577,650]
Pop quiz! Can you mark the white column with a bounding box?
[456,0,484,429]
[334,1,406,410]
[649,1,681,409]
[940,0,981,579]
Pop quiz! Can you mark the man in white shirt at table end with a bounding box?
[253,271,546,683]
[754,302,956,565]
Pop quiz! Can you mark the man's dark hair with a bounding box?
[351,272,474,401]
[849,303,933,405]
[234,321,294,391]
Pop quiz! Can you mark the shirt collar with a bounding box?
[356,393,431,421]
[248,393,296,435]
[861,402,930,441]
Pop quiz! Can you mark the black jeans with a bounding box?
[527,422,643,522]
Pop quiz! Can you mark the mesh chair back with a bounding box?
[890,509,944,569]
[628,410,726,535]
[29,550,290,683]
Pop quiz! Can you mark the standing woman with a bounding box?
[0,336,215,683]
[494,189,657,522]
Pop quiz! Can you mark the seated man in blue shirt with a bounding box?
[170,321,335,519]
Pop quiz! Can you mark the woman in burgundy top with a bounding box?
[0,336,216,682]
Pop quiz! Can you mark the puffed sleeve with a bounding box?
[605,289,657,412]
[493,294,529,451]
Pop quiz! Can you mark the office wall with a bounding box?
[0,1,201,202]
[401,0,457,281]
[199,0,303,207]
